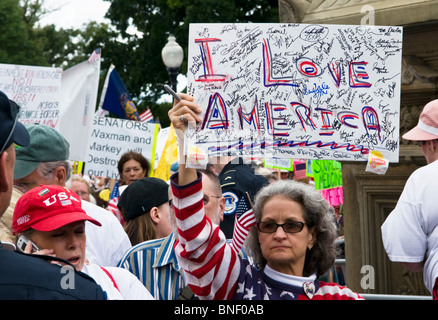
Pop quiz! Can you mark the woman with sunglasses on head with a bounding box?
[168,93,363,300]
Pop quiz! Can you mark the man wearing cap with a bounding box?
[118,177,172,246]
[382,99,438,299]
[118,170,225,300]
[12,123,131,267]
[0,90,105,299]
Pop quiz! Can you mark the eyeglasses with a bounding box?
[168,194,221,207]
[0,103,20,154]
[257,221,309,234]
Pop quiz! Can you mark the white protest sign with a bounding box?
[186,23,403,162]
[0,63,62,127]
[86,116,159,178]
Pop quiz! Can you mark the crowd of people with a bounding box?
[2,87,438,300]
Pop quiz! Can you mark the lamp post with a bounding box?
[161,34,184,92]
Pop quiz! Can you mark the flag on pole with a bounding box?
[139,108,154,122]
[153,124,178,181]
[107,180,124,225]
[231,192,256,254]
[95,107,109,117]
[99,64,140,121]
[88,48,101,63]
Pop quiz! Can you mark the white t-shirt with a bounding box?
[82,263,154,300]
[82,201,132,267]
[381,159,438,293]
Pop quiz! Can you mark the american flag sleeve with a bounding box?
[170,171,241,300]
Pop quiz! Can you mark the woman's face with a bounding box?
[257,195,316,276]
[30,221,87,271]
[121,159,146,185]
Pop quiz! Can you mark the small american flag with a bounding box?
[231,192,256,254]
[293,160,307,180]
[139,108,154,122]
[88,48,101,63]
[107,180,124,225]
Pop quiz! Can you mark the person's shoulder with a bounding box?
[401,160,438,193]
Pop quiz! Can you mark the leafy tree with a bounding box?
[0,0,47,65]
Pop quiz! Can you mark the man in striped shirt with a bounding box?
[117,170,224,300]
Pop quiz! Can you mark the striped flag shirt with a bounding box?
[171,172,241,300]
[117,233,185,300]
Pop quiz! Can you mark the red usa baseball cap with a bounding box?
[12,185,101,234]
[403,99,438,141]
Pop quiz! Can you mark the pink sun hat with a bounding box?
[403,99,438,141]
